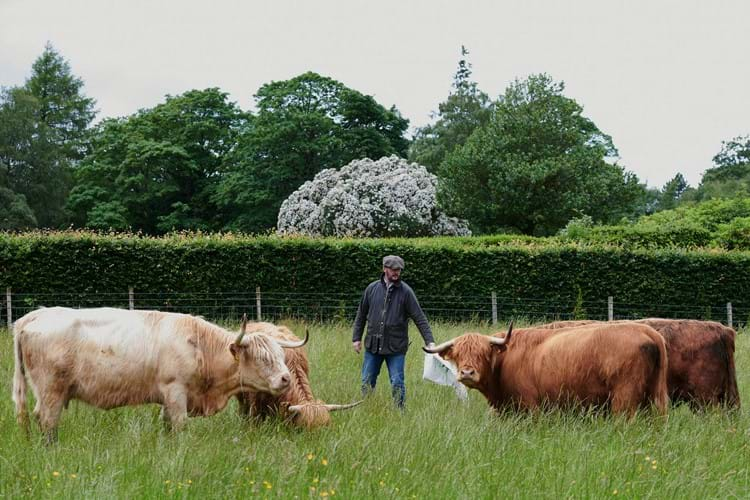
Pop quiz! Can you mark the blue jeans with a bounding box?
[361,350,406,408]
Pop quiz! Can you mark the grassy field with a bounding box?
[0,320,748,499]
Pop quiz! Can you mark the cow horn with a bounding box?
[235,313,248,345]
[489,320,513,346]
[287,400,364,413]
[423,339,455,354]
[324,400,364,412]
[276,327,309,349]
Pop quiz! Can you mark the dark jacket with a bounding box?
[352,274,434,355]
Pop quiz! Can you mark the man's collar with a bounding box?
[380,273,401,287]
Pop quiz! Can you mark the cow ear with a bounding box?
[229,343,242,360]
[437,346,453,360]
[490,347,506,372]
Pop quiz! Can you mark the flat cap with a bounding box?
[382,255,405,270]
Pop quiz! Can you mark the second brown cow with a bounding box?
[540,319,740,409]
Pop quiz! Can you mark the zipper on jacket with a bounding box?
[378,283,391,352]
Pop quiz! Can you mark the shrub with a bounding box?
[277,156,470,237]
[717,217,750,250]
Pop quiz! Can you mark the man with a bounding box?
[352,255,435,408]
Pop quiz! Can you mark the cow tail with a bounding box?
[12,320,29,434]
[721,328,740,409]
[649,329,669,415]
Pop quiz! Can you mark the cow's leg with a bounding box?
[610,383,642,418]
[29,371,68,444]
[159,406,171,431]
[161,384,188,432]
[38,390,66,445]
[236,392,252,418]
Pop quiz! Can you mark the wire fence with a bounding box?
[1,287,743,330]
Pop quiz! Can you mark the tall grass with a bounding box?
[1,320,748,498]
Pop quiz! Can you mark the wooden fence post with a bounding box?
[256,286,262,321]
[129,287,135,310]
[727,302,733,329]
[608,296,613,321]
[491,292,497,326]
[5,287,11,331]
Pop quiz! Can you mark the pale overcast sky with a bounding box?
[1,0,748,188]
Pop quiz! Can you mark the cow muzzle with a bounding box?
[268,373,292,395]
[458,368,480,387]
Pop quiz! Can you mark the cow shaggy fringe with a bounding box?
[172,315,279,383]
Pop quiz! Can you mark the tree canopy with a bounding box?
[683,135,750,201]
[212,72,410,233]
[67,88,247,233]
[409,46,492,173]
[438,74,647,235]
[0,43,96,228]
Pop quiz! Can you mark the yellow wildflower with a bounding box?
[313,478,319,484]
[321,458,328,466]
[307,453,315,461]
[263,480,273,490]
[70,474,77,479]
[52,471,60,477]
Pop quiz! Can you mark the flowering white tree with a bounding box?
[277,156,471,237]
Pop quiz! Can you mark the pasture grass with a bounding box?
[0,320,748,499]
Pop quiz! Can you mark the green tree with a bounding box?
[0,86,59,228]
[213,72,410,233]
[26,42,97,160]
[0,157,37,229]
[0,43,96,228]
[0,187,37,230]
[687,135,750,201]
[712,135,750,169]
[655,173,690,211]
[438,74,646,235]
[409,46,492,172]
[67,88,247,233]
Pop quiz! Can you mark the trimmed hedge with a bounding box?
[1,231,749,323]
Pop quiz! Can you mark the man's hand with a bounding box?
[353,341,361,354]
